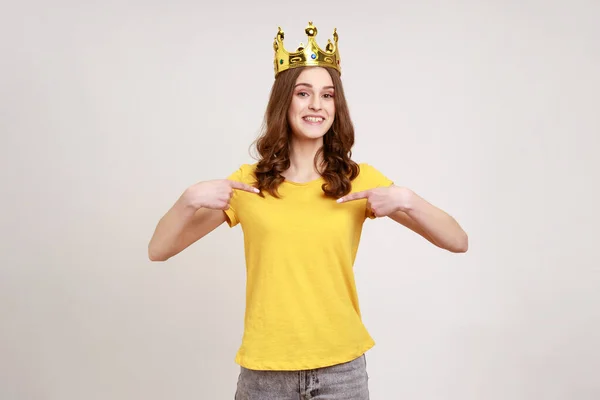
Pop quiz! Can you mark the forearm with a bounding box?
[148,193,198,261]
[402,190,468,253]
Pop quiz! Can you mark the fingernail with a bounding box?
[254,188,260,193]
[336,198,343,203]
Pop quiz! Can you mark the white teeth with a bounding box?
[303,116,323,122]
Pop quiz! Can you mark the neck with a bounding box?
[284,136,324,182]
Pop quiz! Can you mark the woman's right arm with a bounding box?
[147,179,260,262]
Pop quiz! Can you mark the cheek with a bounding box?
[287,103,296,119]
[287,103,302,132]
[292,95,306,110]
[327,103,336,124]
[288,99,302,118]
[326,101,335,115]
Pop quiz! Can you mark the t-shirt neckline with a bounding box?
[283,176,324,186]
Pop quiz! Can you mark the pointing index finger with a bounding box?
[228,180,260,194]
[337,190,370,203]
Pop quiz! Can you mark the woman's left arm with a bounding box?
[337,185,469,253]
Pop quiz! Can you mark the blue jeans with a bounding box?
[234,354,370,399]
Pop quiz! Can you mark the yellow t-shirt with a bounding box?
[224,162,393,371]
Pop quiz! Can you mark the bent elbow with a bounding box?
[442,232,468,253]
[453,233,469,253]
[148,245,169,262]
[148,253,167,262]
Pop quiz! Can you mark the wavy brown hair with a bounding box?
[251,66,359,198]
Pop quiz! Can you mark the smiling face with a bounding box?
[287,67,336,141]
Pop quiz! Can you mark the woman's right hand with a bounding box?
[182,179,260,211]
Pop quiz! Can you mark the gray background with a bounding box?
[2,0,599,399]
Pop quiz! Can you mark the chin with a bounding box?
[291,123,333,141]
[293,129,329,141]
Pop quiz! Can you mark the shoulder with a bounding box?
[227,163,258,184]
[356,163,380,177]
[352,162,394,190]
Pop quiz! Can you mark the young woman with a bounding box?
[148,22,468,400]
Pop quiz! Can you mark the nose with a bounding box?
[309,96,321,111]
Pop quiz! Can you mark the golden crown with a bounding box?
[273,21,341,77]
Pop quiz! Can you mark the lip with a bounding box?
[302,115,326,125]
[302,115,325,126]
[303,114,326,119]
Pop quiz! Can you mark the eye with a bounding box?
[323,93,334,99]
[297,91,309,97]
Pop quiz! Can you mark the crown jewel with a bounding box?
[273,21,341,77]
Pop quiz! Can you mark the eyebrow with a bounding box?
[294,83,335,90]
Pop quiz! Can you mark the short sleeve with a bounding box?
[356,163,394,219]
[223,165,247,228]
[358,163,394,188]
